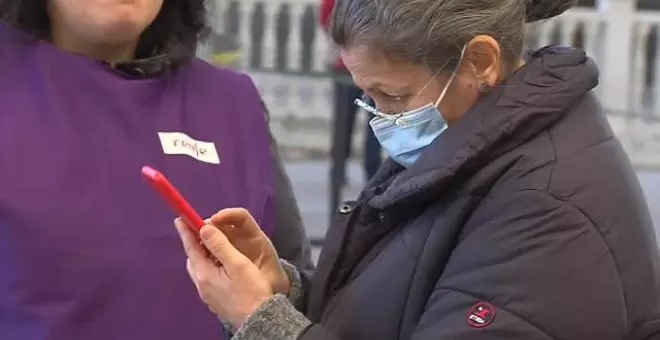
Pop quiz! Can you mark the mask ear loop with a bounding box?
[434,44,467,107]
[394,44,467,126]
[391,66,446,126]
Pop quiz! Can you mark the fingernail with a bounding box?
[174,218,185,234]
[199,225,214,241]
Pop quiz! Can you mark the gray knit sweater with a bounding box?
[224,260,311,339]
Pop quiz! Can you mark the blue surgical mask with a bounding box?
[367,101,449,167]
[355,46,465,167]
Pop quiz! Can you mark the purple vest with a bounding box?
[0,25,274,339]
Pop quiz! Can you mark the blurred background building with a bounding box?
[197,0,660,257]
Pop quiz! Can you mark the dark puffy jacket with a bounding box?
[234,47,660,340]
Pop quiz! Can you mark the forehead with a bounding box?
[340,46,431,91]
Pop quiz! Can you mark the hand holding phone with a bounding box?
[141,166,205,231]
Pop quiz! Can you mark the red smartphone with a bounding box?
[141,166,205,231]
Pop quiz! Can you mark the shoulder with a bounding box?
[481,90,654,256]
[0,22,31,62]
[464,89,654,270]
[488,93,641,212]
[504,92,652,235]
[0,22,32,47]
[174,58,265,117]
[0,21,12,42]
[181,58,259,94]
[0,23,41,81]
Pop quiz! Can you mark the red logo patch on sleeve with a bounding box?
[467,302,496,328]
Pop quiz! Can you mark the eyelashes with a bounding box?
[383,93,404,101]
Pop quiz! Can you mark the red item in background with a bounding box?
[319,0,346,70]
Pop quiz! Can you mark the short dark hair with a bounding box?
[330,0,576,73]
[0,0,208,64]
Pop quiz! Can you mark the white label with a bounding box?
[158,132,220,164]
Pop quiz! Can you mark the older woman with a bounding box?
[0,0,311,339]
[177,0,660,339]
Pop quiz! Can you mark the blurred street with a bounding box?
[285,160,660,259]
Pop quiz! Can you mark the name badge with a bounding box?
[158,132,220,164]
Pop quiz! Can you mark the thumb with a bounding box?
[199,225,249,272]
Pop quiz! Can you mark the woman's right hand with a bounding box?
[176,208,290,296]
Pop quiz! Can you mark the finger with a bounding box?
[175,218,212,272]
[186,258,200,291]
[175,217,197,250]
[177,222,221,289]
[209,208,262,237]
[199,225,250,274]
[175,216,200,236]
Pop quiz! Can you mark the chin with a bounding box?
[92,20,146,44]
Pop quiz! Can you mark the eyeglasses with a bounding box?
[354,94,418,127]
[354,94,404,121]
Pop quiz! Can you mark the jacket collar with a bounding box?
[107,53,173,78]
[367,46,599,210]
[106,38,194,78]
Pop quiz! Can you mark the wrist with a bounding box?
[278,259,305,310]
[274,271,291,296]
[233,294,271,330]
[232,294,311,340]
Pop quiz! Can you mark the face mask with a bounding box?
[355,46,465,167]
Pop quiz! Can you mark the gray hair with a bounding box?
[330,0,577,72]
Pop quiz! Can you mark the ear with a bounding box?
[463,35,501,88]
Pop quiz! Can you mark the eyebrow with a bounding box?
[363,80,411,94]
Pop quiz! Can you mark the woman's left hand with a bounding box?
[175,221,273,329]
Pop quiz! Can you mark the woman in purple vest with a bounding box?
[0,0,312,339]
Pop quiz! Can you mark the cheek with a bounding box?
[142,0,164,25]
[439,79,480,125]
[50,0,85,17]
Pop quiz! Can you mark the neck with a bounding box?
[50,24,138,62]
